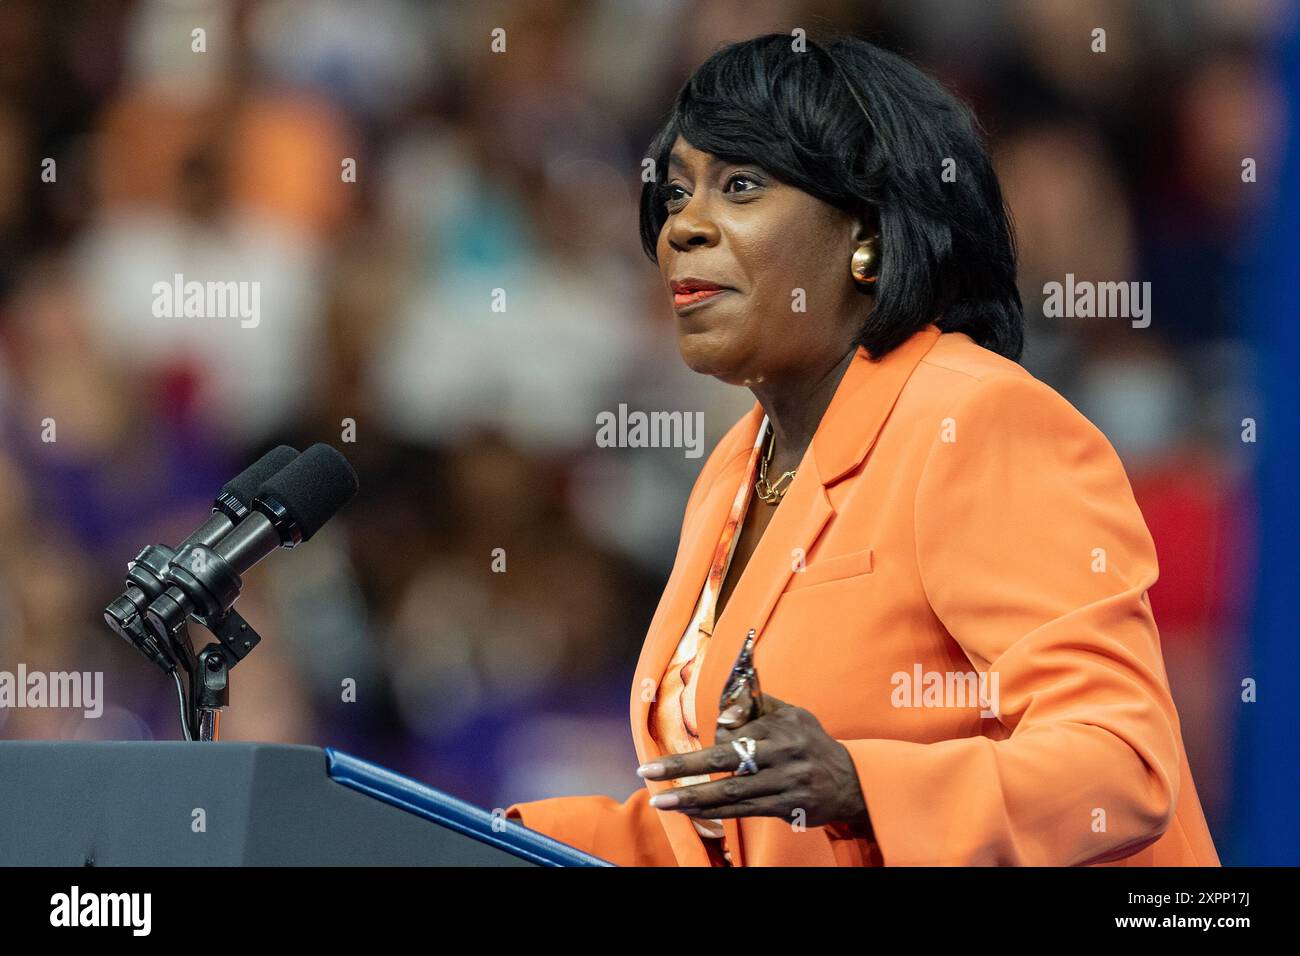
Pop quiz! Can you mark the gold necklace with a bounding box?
[754,423,796,505]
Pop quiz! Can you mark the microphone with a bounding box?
[104,445,300,670]
[176,445,303,551]
[144,443,359,649]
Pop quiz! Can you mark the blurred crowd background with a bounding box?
[0,0,1291,864]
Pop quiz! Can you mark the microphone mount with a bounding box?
[144,543,265,741]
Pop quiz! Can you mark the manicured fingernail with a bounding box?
[718,704,746,727]
[649,793,679,809]
[637,762,664,778]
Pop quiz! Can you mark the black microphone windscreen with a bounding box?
[256,443,359,541]
[221,445,300,506]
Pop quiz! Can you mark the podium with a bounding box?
[0,742,611,866]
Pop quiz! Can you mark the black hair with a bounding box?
[638,32,1024,361]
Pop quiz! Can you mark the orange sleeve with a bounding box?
[506,788,677,866]
[836,374,1181,866]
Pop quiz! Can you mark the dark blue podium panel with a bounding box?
[0,742,610,866]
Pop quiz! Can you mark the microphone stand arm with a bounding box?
[189,609,263,741]
[149,610,262,742]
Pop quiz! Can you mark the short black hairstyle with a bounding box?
[638,32,1024,362]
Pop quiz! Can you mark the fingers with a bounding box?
[717,689,789,733]
[717,682,759,730]
[716,701,750,731]
[715,707,752,745]
[638,730,770,782]
[715,720,758,747]
[716,692,795,747]
[651,769,787,814]
[637,692,828,824]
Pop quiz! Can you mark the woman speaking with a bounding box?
[507,33,1220,867]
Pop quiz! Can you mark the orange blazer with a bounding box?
[508,323,1221,867]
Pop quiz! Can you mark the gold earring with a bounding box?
[850,236,880,286]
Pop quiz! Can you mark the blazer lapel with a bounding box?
[628,408,763,867]
[629,407,764,766]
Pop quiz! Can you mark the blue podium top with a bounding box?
[325,748,613,867]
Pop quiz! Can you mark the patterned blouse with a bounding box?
[648,414,770,853]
